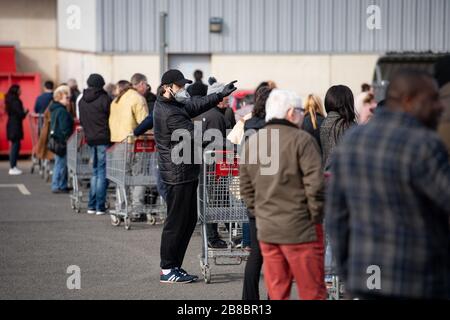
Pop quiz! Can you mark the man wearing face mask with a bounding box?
[154,69,237,283]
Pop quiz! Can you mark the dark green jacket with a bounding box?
[49,102,74,142]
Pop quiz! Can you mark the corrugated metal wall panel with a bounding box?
[141,0,156,52]
[237,0,251,53]
[278,0,293,52]
[182,0,197,52]
[96,0,450,54]
[223,0,238,53]
[250,0,264,52]
[373,0,389,52]
[168,0,183,52]
[305,0,319,52]
[292,0,306,52]
[416,0,431,52]
[102,0,114,52]
[387,0,402,52]
[347,0,361,52]
[127,0,141,52]
[113,0,128,52]
[210,0,223,53]
[360,0,374,52]
[196,0,210,53]
[96,0,103,52]
[333,0,347,53]
[430,0,445,53]
[159,0,168,12]
[445,0,450,50]
[264,0,278,52]
[319,0,333,52]
[402,0,417,51]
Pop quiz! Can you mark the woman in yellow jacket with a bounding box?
[109,80,148,143]
[109,80,149,216]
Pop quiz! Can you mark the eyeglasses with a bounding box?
[294,107,305,114]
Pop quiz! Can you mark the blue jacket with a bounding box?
[133,113,153,136]
[34,92,53,114]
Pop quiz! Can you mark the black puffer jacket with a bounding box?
[154,94,222,185]
[79,88,111,145]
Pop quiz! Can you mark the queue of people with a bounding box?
[4,56,450,300]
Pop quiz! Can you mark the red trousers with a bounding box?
[260,225,327,300]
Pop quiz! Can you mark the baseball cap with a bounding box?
[161,70,193,86]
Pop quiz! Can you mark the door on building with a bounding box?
[168,54,211,85]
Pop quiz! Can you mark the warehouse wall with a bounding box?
[0,0,58,82]
[211,54,379,99]
[58,51,161,91]
[96,0,450,54]
[57,50,377,98]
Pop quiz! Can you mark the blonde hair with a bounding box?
[304,94,325,130]
[53,85,71,102]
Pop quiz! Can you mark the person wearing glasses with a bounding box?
[240,89,327,300]
[49,85,74,193]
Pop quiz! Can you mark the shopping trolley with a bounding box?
[67,127,92,213]
[106,134,166,230]
[41,159,53,182]
[198,150,249,284]
[28,113,44,175]
[324,171,345,300]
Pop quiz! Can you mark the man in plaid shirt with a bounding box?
[326,70,450,299]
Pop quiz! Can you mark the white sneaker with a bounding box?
[96,211,106,216]
[87,209,96,215]
[8,167,22,175]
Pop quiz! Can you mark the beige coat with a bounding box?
[109,89,148,142]
[438,83,450,157]
[240,119,325,244]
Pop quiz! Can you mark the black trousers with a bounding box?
[242,217,263,300]
[9,140,21,168]
[160,180,199,269]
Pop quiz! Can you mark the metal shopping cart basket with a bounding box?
[198,150,249,284]
[106,134,166,230]
[67,127,92,213]
[28,113,44,175]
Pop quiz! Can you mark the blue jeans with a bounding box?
[156,167,168,202]
[9,140,21,168]
[242,222,251,247]
[52,154,68,191]
[88,145,108,212]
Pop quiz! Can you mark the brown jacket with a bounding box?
[240,119,325,244]
[35,107,54,160]
[438,83,450,157]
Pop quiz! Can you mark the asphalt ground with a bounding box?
[0,159,268,300]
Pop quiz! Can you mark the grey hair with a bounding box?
[130,73,147,86]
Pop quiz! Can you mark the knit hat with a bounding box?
[87,73,106,89]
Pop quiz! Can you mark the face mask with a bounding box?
[170,87,191,104]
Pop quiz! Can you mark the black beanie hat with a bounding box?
[87,73,105,89]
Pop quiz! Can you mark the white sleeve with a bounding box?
[76,93,83,119]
